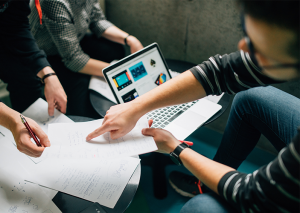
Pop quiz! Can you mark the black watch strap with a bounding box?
[41,73,56,84]
[124,34,130,46]
[170,143,189,165]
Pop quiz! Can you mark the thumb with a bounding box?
[142,128,156,137]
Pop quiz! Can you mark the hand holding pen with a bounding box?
[20,115,42,147]
[7,114,51,157]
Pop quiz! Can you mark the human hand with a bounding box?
[10,116,50,157]
[86,101,144,141]
[127,36,143,54]
[40,68,67,116]
[142,119,181,153]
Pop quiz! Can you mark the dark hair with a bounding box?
[237,0,299,61]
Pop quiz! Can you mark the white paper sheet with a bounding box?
[11,98,73,164]
[0,166,61,213]
[43,116,157,160]
[22,98,74,134]
[89,76,117,103]
[26,157,140,208]
[0,125,59,200]
[204,93,224,104]
[0,135,61,213]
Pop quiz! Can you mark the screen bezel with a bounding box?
[102,43,171,104]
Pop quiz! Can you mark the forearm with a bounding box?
[180,148,235,194]
[78,59,110,76]
[0,103,19,132]
[133,71,207,115]
[101,26,129,45]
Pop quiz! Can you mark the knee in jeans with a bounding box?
[232,87,270,114]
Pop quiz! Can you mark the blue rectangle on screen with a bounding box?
[116,73,129,86]
[129,62,148,81]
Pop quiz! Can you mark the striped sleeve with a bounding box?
[190,50,283,96]
[218,130,300,213]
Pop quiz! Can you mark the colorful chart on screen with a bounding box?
[129,62,148,81]
[155,73,167,85]
[112,70,132,91]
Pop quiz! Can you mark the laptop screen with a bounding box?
[104,44,171,104]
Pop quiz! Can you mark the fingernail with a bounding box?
[86,136,91,141]
[142,129,145,134]
[45,141,51,147]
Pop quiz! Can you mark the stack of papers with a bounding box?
[42,117,157,160]
[0,98,156,209]
[0,133,61,213]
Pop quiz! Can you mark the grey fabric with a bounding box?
[29,0,113,72]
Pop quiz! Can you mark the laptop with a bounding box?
[102,43,222,140]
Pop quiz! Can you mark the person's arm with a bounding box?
[80,25,144,76]
[37,66,67,115]
[101,26,143,54]
[86,71,205,140]
[87,51,283,140]
[0,1,67,116]
[0,102,50,157]
[142,124,300,212]
[88,1,143,54]
[141,124,234,193]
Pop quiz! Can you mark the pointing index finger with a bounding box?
[86,122,113,141]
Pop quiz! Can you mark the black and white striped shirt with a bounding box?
[190,51,299,212]
[218,129,300,213]
[29,0,113,72]
[190,50,282,96]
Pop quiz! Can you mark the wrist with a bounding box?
[0,103,20,131]
[126,35,137,47]
[168,139,181,153]
[42,73,57,84]
[131,97,153,119]
[37,66,55,79]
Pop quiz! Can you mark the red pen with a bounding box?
[20,115,42,147]
[179,140,193,146]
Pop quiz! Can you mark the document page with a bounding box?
[26,157,140,208]
[89,76,117,103]
[0,165,61,213]
[0,128,59,200]
[10,98,74,164]
[44,116,157,160]
[22,98,74,134]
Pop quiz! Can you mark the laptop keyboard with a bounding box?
[146,100,199,129]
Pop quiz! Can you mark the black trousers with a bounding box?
[2,34,125,118]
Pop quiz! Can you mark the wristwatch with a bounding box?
[170,142,189,166]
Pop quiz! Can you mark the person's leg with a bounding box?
[80,33,125,63]
[169,86,300,196]
[47,55,101,119]
[213,86,300,169]
[180,192,237,213]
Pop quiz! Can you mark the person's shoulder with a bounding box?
[40,0,73,20]
[41,0,71,14]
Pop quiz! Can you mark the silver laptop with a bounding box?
[103,43,222,140]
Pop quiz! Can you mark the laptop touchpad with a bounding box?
[173,111,207,130]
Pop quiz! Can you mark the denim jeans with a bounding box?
[181,86,300,213]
